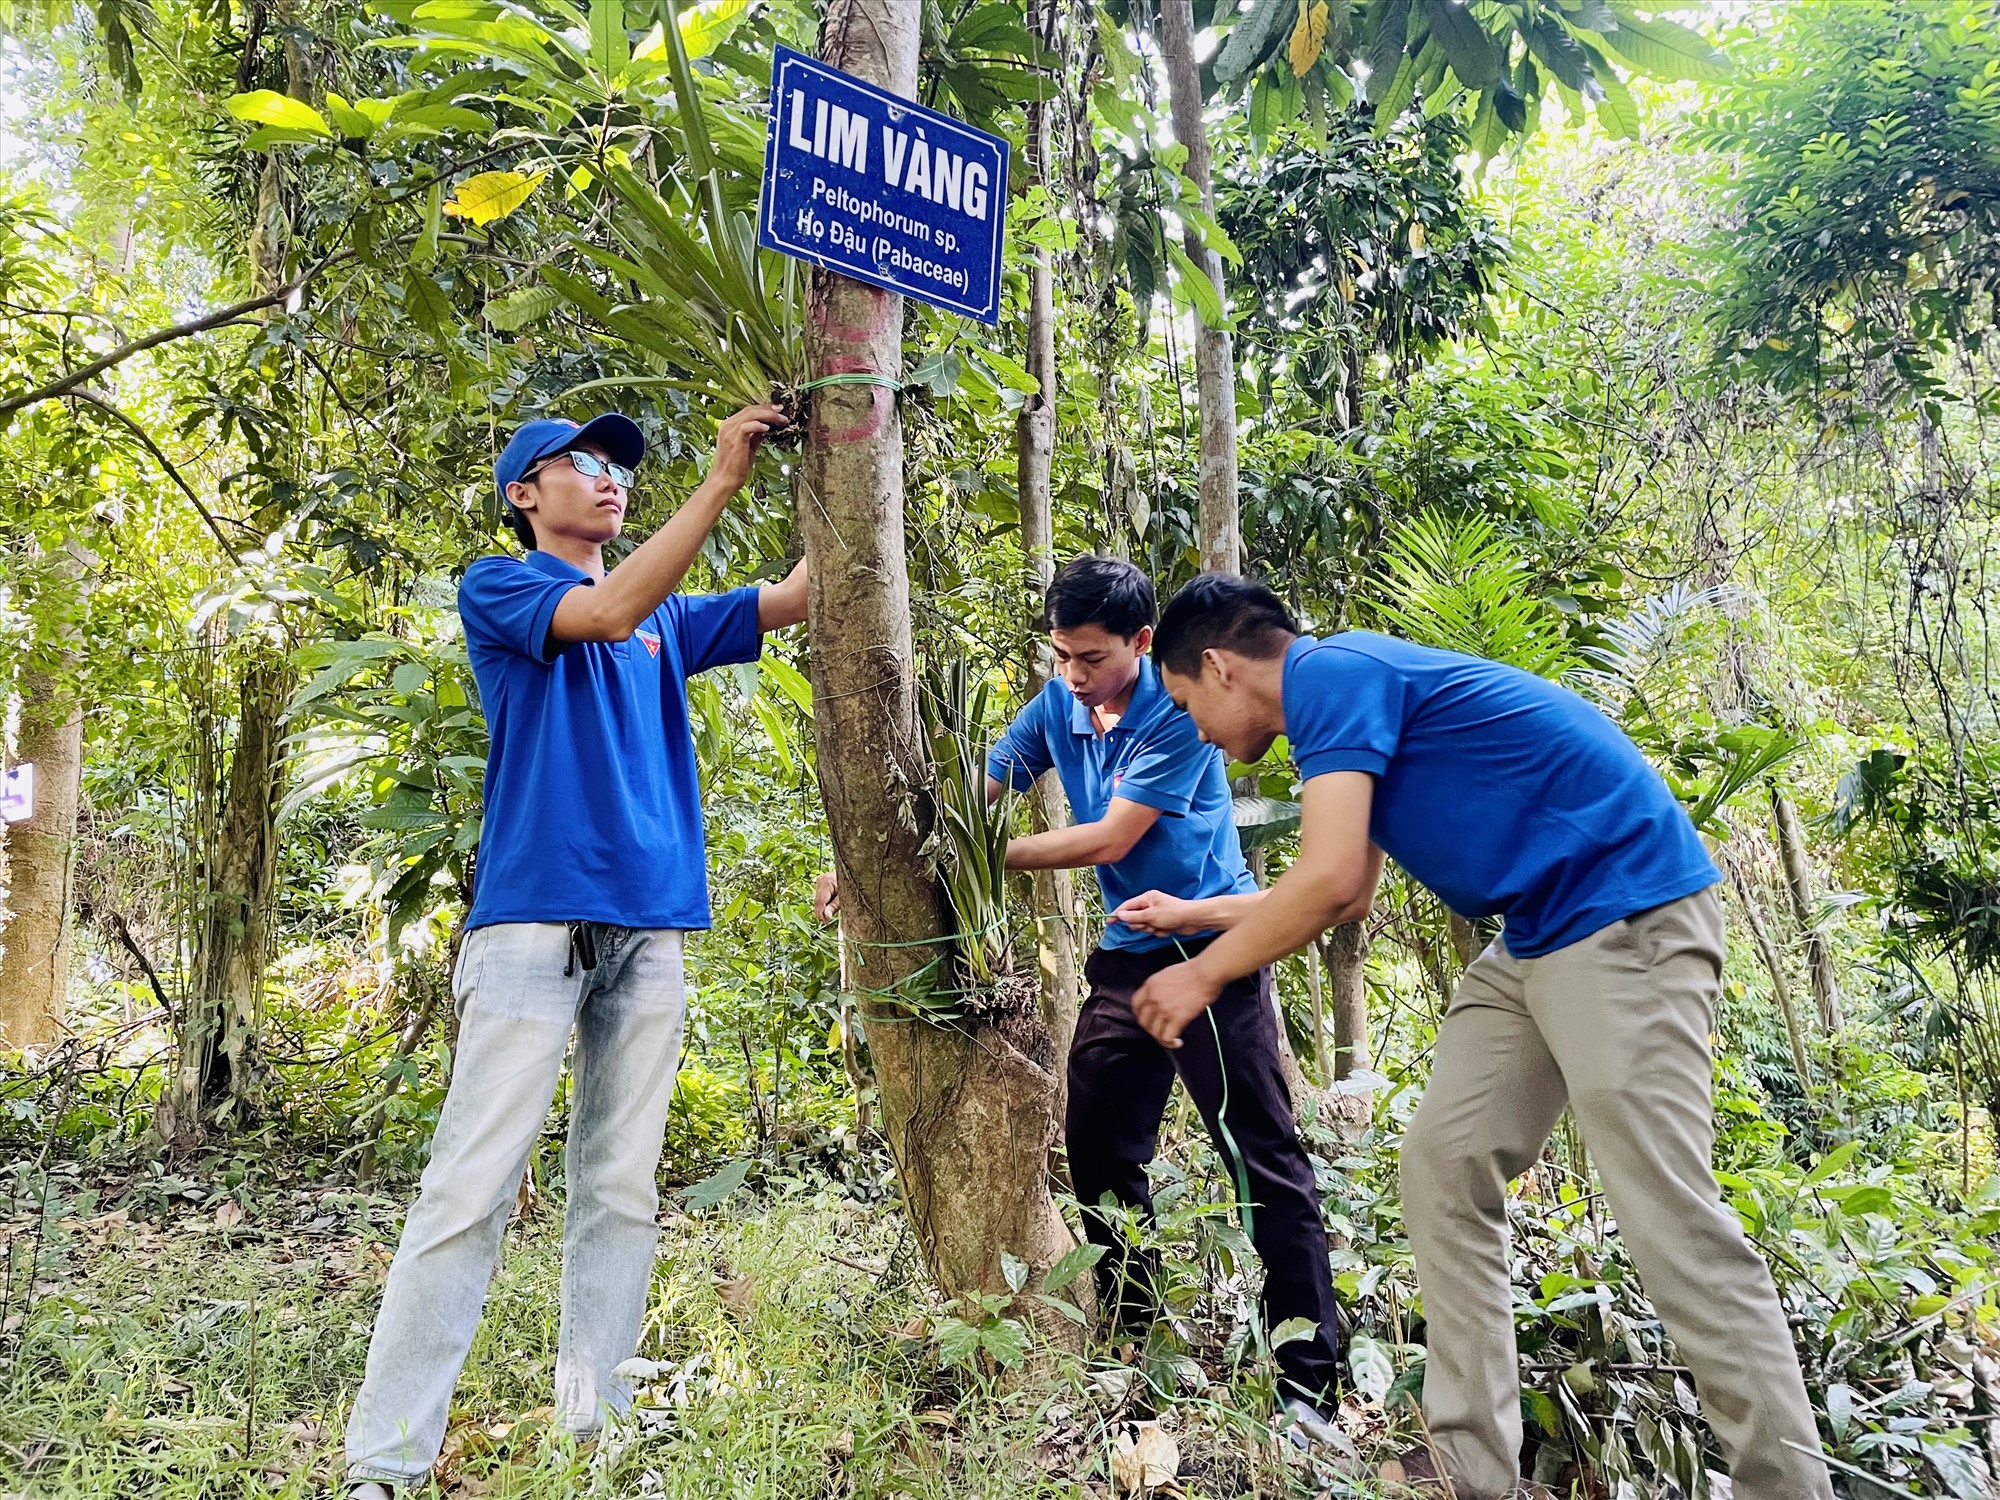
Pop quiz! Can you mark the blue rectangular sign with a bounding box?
[759,45,1009,325]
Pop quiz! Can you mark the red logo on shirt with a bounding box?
[635,629,662,658]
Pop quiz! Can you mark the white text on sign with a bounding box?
[785,97,993,222]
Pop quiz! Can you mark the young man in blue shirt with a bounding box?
[1117,575,1831,1500]
[953,557,1346,1436]
[346,403,800,1494]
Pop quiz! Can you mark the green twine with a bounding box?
[797,372,904,393]
[1175,938,1256,1245]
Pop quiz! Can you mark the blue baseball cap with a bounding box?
[493,413,647,506]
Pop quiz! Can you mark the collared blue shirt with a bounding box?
[1283,632,1719,957]
[458,550,762,931]
[987,657,1256,952]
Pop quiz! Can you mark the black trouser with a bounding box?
[1067,939,1344,1403]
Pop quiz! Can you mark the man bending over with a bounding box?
[1116,574,1831,1500]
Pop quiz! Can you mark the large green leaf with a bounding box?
[589,0,629,82]
[1362,0,1412,104]
[1419,0,1498,88]
[228,89,333,137]
[1215,0,1297,85]
[1602,9,1728,80]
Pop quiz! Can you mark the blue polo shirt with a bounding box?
[987,657,1256,952]
[458,550,761,931]
[1283,632,1719,957]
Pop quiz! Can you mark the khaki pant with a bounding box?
[1402,890,1832,1500]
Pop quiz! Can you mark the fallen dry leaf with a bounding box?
[214,1200,245,1229]
[1110,1420,1178,1496]
[715,1273,757,1317]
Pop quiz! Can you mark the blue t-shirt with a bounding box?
[458,550,762,931]
[987,657,1257,952]
[1283,632,1718,957]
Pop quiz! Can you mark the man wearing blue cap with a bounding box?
[345,403,795,1493]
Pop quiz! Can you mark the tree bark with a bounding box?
[1447,910,1481,969]
[1770,785,1842,1033]
[1322,921,1368,1082]
[799,0,1074,1321]
[0,667,84,1048]
[159,650,290,1142]
[1726,861,1813,1090]
[1018,0,1082,1097]
[1157,0,1240,574]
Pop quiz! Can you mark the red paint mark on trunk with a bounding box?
[810,284,897,446]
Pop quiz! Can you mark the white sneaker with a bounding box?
[347,1484,395,1500]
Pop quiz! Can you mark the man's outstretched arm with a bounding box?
[1002,795,1162,871]
[552,404,786,643]
[758,558,807,631]
[1133,772,1383,1047]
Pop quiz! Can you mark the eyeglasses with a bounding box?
[524,450,635,489]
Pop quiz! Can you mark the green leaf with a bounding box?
[589,0,629,82]
[1001,1250,1029,1293]
[977,1317,1027,1367]
[1234,794,1302,849]
[1419,0,1497,87]
[760,654,813,711]
[660,0,717,179]
[934,1317,983,1366]
[1167,241,1230,331]
[483,284,562,330]
[1590,56,1639,138]
[1823,1184,1895,1217]
[1349,1333,1394,1399]
[1525,19,1595,95]
[1802,1140,1864,1187]
[1372,51,1420,129]
[1602,9,1728,80]
[1362,0,1411,103]
[1214,0,1296,85]
[403,271,453,335]
[1041,1240,1105,1294]
[677,0,749,58]
[227,89,333,137]
[1271,1315,1318,1348]
[678,1157,750,1209]
[388,103,496,135]
[413,180,443,268]
[1032,1292,1090,1325]
[324,92,379,140]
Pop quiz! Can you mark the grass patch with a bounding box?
[0,1168,1355,1498]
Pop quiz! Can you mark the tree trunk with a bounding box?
[1017,3,1082,1098]
[1770,785,1842,1033]
[799,0,1074,1321]
[159,650,289,1142]
[0,668,84,1048]
[1157,0,1240,574]
[1322,921,1368,1081]
[1726,861,1813,1090]
[1447,910,1481,969]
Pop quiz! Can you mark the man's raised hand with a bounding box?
[709,404,789,493]
[1112,889,1200,935]
[813,870,840,924]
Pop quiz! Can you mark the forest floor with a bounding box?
[0,1150,1390,1499]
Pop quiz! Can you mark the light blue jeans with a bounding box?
[345,922,688,1486]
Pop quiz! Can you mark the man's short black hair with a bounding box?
[1153,574,1299,678]
[1040,555,1156,639]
